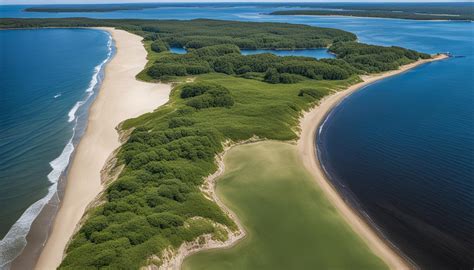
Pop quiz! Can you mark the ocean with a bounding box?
[0,28,112,267]
[0,3,473,269]
[317,25,474,269]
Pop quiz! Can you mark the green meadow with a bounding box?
[182,141,387,270]
[0,18,430,269]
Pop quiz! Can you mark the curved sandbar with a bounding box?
[297,53,448,270]
[35,28,171,269]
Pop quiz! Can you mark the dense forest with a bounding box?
[24,7,144,13]
[144,42,428,82]
[0,18,356,50]
[0,18,432,269]
[270,9,473,21]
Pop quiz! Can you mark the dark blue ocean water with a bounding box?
[0,28,111,266]
[1,3,473,269]
[317,30,474,269]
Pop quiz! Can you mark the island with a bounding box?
[269,2,473,21]
[24,3,474,21]
[0,18,446,270]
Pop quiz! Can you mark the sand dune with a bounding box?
[34,28,171,270]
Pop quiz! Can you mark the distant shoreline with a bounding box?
[297,53,448,270]
[269,10,473,22]
[15,28,171,270]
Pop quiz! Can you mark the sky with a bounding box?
[2,0,468,5]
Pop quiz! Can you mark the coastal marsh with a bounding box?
[182,141,388,270]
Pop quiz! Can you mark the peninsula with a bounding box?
[0,18,446,269]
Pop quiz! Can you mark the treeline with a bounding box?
[147,44,353,82]
[58,75,333,268]
[146,41,429,82]
[270,9,473,21]
[24,7,145,13]
[61,88,236,268]
[329,42,431,73]
[0,18,356,50]
[0,18,433,269]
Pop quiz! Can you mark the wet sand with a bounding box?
[33,27,171,270]
[297,54,448,270]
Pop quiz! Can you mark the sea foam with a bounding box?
[0,33,113,269]
[67,36,112,123]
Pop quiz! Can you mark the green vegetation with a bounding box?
[146,44,354,82]
[329,42,430,73]
[0,18,356,50]
[0,18,431,269]
[270,3,474,21]
[59,72,358,269]
[150,40,169,53]
[24,7,145,13]
[25,3,473,21]
[182,142,388,270]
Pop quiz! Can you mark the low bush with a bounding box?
[151,40,169,53]
[147,213,184,229]
[298,88,326,100]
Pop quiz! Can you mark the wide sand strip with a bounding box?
[35,28,171,269]
[297,54,448,270]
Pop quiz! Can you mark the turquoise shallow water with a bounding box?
[1,3,473,269]
[0,28,111,266]
[170,47,334,59]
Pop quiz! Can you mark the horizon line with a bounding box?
[2,1,472,6]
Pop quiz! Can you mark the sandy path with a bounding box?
[297,54,447,270]
[34,28,171,270]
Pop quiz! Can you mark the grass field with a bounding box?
[0,19,428,268]
[182,141,387,270]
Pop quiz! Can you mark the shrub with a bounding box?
[236,65,252,74]
[192,44,240,57]
[185,64,211,75]
[264,68,280,84]
[81,215,108,239]
[298,88,325,100]
[213,59,235,75]
[148,64,187,78]
[151,40,169,53]
[279,73,304,84]
[181,83,234,109]
[169,117,195,128]
[186,88,234,109]
[147,213,184,229]
[180,82,214,98]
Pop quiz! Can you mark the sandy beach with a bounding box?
[28,32,445,269]
[155,55,447,269]
[33,28,171,269]
[297,54,448,270]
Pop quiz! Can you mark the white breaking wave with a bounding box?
[0,32,113,269]
[68,35,113,123]
[54,93,61,98]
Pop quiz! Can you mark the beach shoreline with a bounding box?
[16,27,172,270]
[156,140,251,270]
[154,55,447,270]
[9,30,446,269]
[297,53,448,270]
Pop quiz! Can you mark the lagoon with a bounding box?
[169,47,334,59]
